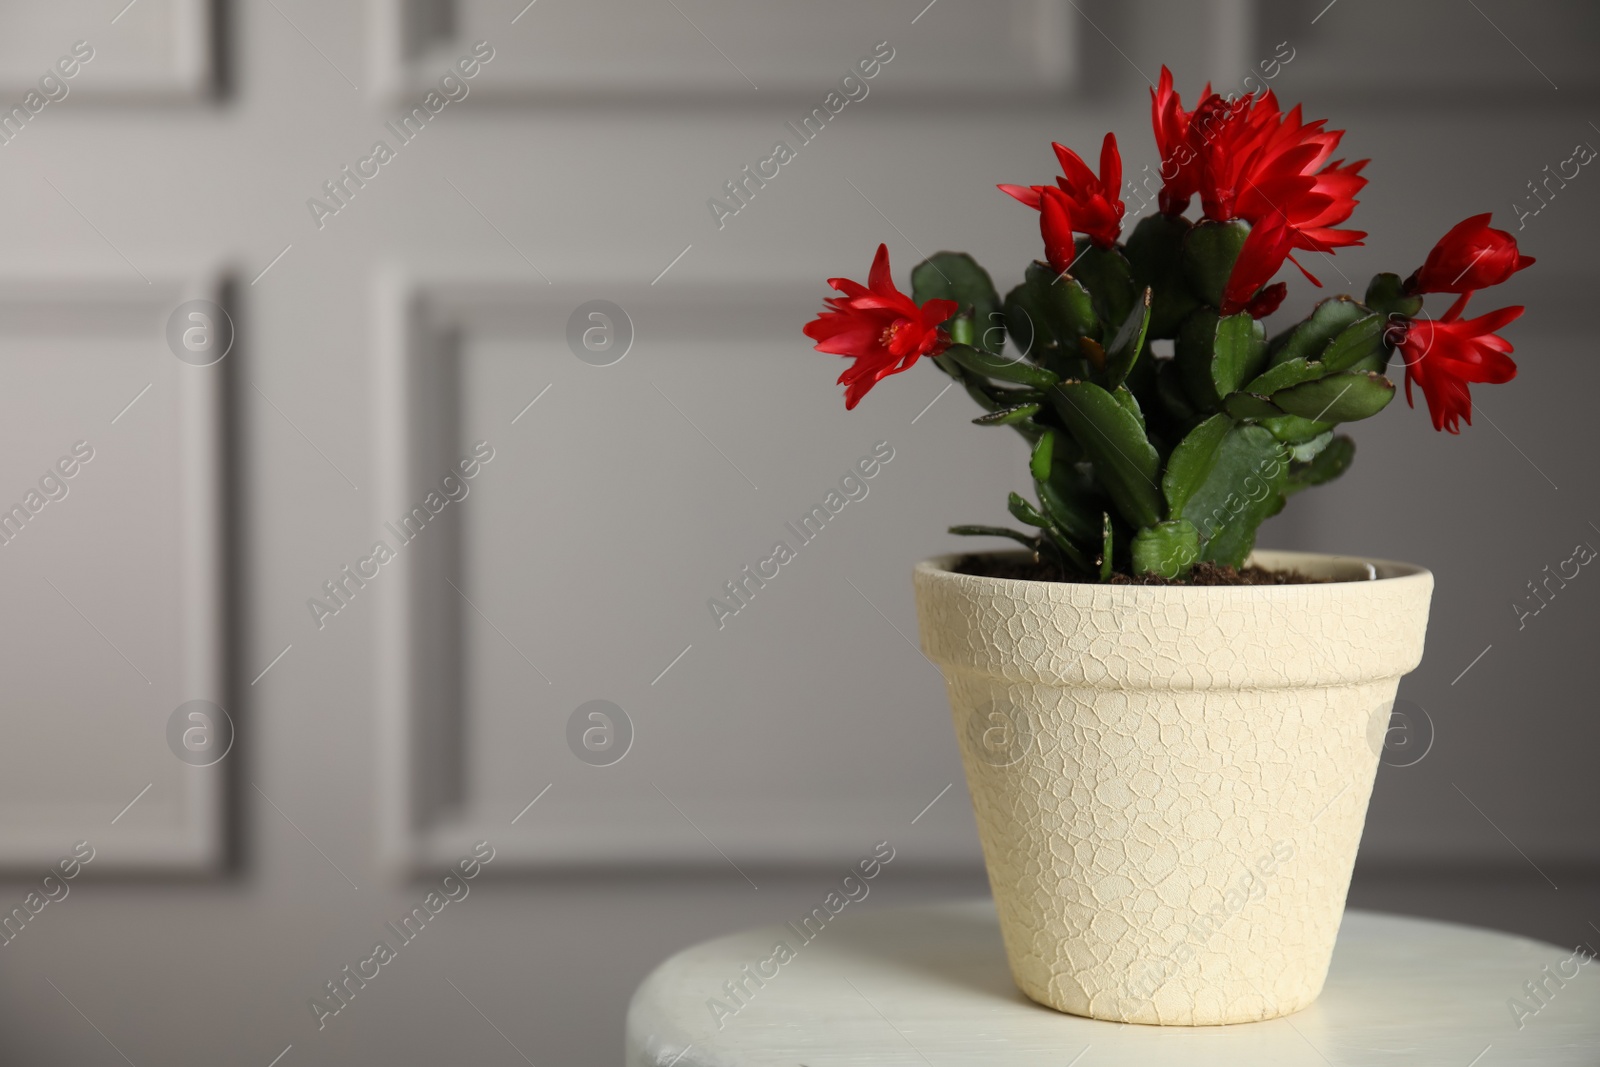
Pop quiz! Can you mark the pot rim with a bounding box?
[916,547,1430,592]
[913,547,1435,688]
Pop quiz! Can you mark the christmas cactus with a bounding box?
[803,67,1534,582]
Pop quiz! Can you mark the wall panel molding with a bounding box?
[369,0,1077,103]
[1252,0,1600,103]
[0,267,233,873]
[0,0,215,102]
[374,271,983,877]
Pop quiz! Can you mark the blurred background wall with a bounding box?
[0,0,1593,1063]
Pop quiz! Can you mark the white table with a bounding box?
[627,901,1599,1066]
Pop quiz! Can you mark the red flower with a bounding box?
[999,132,1126,251]
[1183,85,1366,285]
[803,244,958,410]
[1150,66,1205,215]
[1397,302,1521,433]
[1189,91,1291,223]
[1221,213,1294,319]
[1406,213,1535,296]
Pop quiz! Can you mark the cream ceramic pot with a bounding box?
[913,549,1433,1026]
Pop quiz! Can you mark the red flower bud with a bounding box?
[1000,131,1125,259]
[1241,282,1288,320]
[1038,187,1077,275]
[1150,66,1202,216]
[1405,213,1535,295]
[802,244,958,410]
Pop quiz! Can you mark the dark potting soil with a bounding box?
[952,554,1334,587]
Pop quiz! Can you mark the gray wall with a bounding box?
[0,1,1594,1063]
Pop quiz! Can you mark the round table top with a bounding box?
[627,901,1599,1066]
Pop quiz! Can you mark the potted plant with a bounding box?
[802,67,1533,1026]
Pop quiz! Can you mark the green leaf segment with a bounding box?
[920,223,1403,579]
